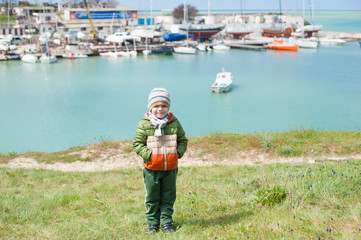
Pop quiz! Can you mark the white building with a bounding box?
[57,7,139,38]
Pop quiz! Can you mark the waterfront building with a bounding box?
[57,7,139,39]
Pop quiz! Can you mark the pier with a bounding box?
[226,43,266,50]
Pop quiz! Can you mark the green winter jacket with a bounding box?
[133,113,188,171]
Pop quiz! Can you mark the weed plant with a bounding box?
[0,14,16,24]
[1,159,361,239]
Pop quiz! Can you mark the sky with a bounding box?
[120,0,361,11]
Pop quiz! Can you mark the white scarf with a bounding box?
[149,113,169,137]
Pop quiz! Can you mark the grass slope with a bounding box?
[1,129,361,163]
[1,159,361,239]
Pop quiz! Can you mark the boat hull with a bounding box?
[265,45,298,51]
[262,28,292,38]
[264,39,298,51]
[228,31,253,39]
[40,55,57,63]
[213,45,230,51]
[173,47,196,54]
[179,25,224,39]
[296,40,318,49]
[211,85,232,93]
[303,30,319,38]
[21,54,38,63]
[152,47,173,55]
[319,39,346,46]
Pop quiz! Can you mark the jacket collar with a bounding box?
[145,112,173,122]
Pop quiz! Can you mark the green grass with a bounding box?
[190,129,361,158]
[1,160,361,239]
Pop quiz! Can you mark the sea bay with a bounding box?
[1,9,361,153]
[1,41,360,153]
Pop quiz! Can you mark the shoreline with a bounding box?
[2,31,360,61]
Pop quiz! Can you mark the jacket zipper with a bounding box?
[162,129,167,171]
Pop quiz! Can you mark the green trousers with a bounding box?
[143,168,178,226]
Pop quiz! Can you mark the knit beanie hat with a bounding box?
[148,88,171,111]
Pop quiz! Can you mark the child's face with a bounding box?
[151,104,169,119]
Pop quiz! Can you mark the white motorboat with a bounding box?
[297,39,318,49]
[63,53,88,59]
[289,38,318,49]
[128,50,138,57]
[21,54,38,63]
[196,43,207,51]
[211,68,233,93]
[174,46,196,54]
[319,38,346,46]
[106,32,141,44]
[212,43,230,51]
[142,49,152,55]
[131,28,164,39]
[100,51,120,57]
[40,54,57,63]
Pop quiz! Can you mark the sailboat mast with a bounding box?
[184,0,188,41]
[208,0,210,17]
[145,0,148,50]
[302,0,305,38]
[183,0,186,26]
[42,4,50,54]
[311,0,314,26]
[150,0,153,26]
[240,0,244,27]
[279,0,282,30]
[7,0,10,30]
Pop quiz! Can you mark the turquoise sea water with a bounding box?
[1,12,361,153]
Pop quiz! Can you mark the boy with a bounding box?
[133,88,188,234]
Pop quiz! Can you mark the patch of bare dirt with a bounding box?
[1,142,360,172]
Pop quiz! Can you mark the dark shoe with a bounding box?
[145,225,159,234]
[162,223,175,233]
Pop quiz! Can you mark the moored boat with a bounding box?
[152,45,173,55]
[99,51,121,57]
[262,27,293,38]
[40,54,57,63]
[295,25,323,38]
[264,39,298,51]
[179,24,225,40]
[196,43,207,51]
[212,42,230,51]
[142,49,152,55]
[289,38,318,49]
[227,26,255,39]
[319,38,346,46]
[164,33,187,42]
[106,32,141,44]
[211,68,233,93]
[63,53,88,59]
[173,46,196,54]
[21,54,38,63]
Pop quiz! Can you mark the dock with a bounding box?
[227,43,266,50]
